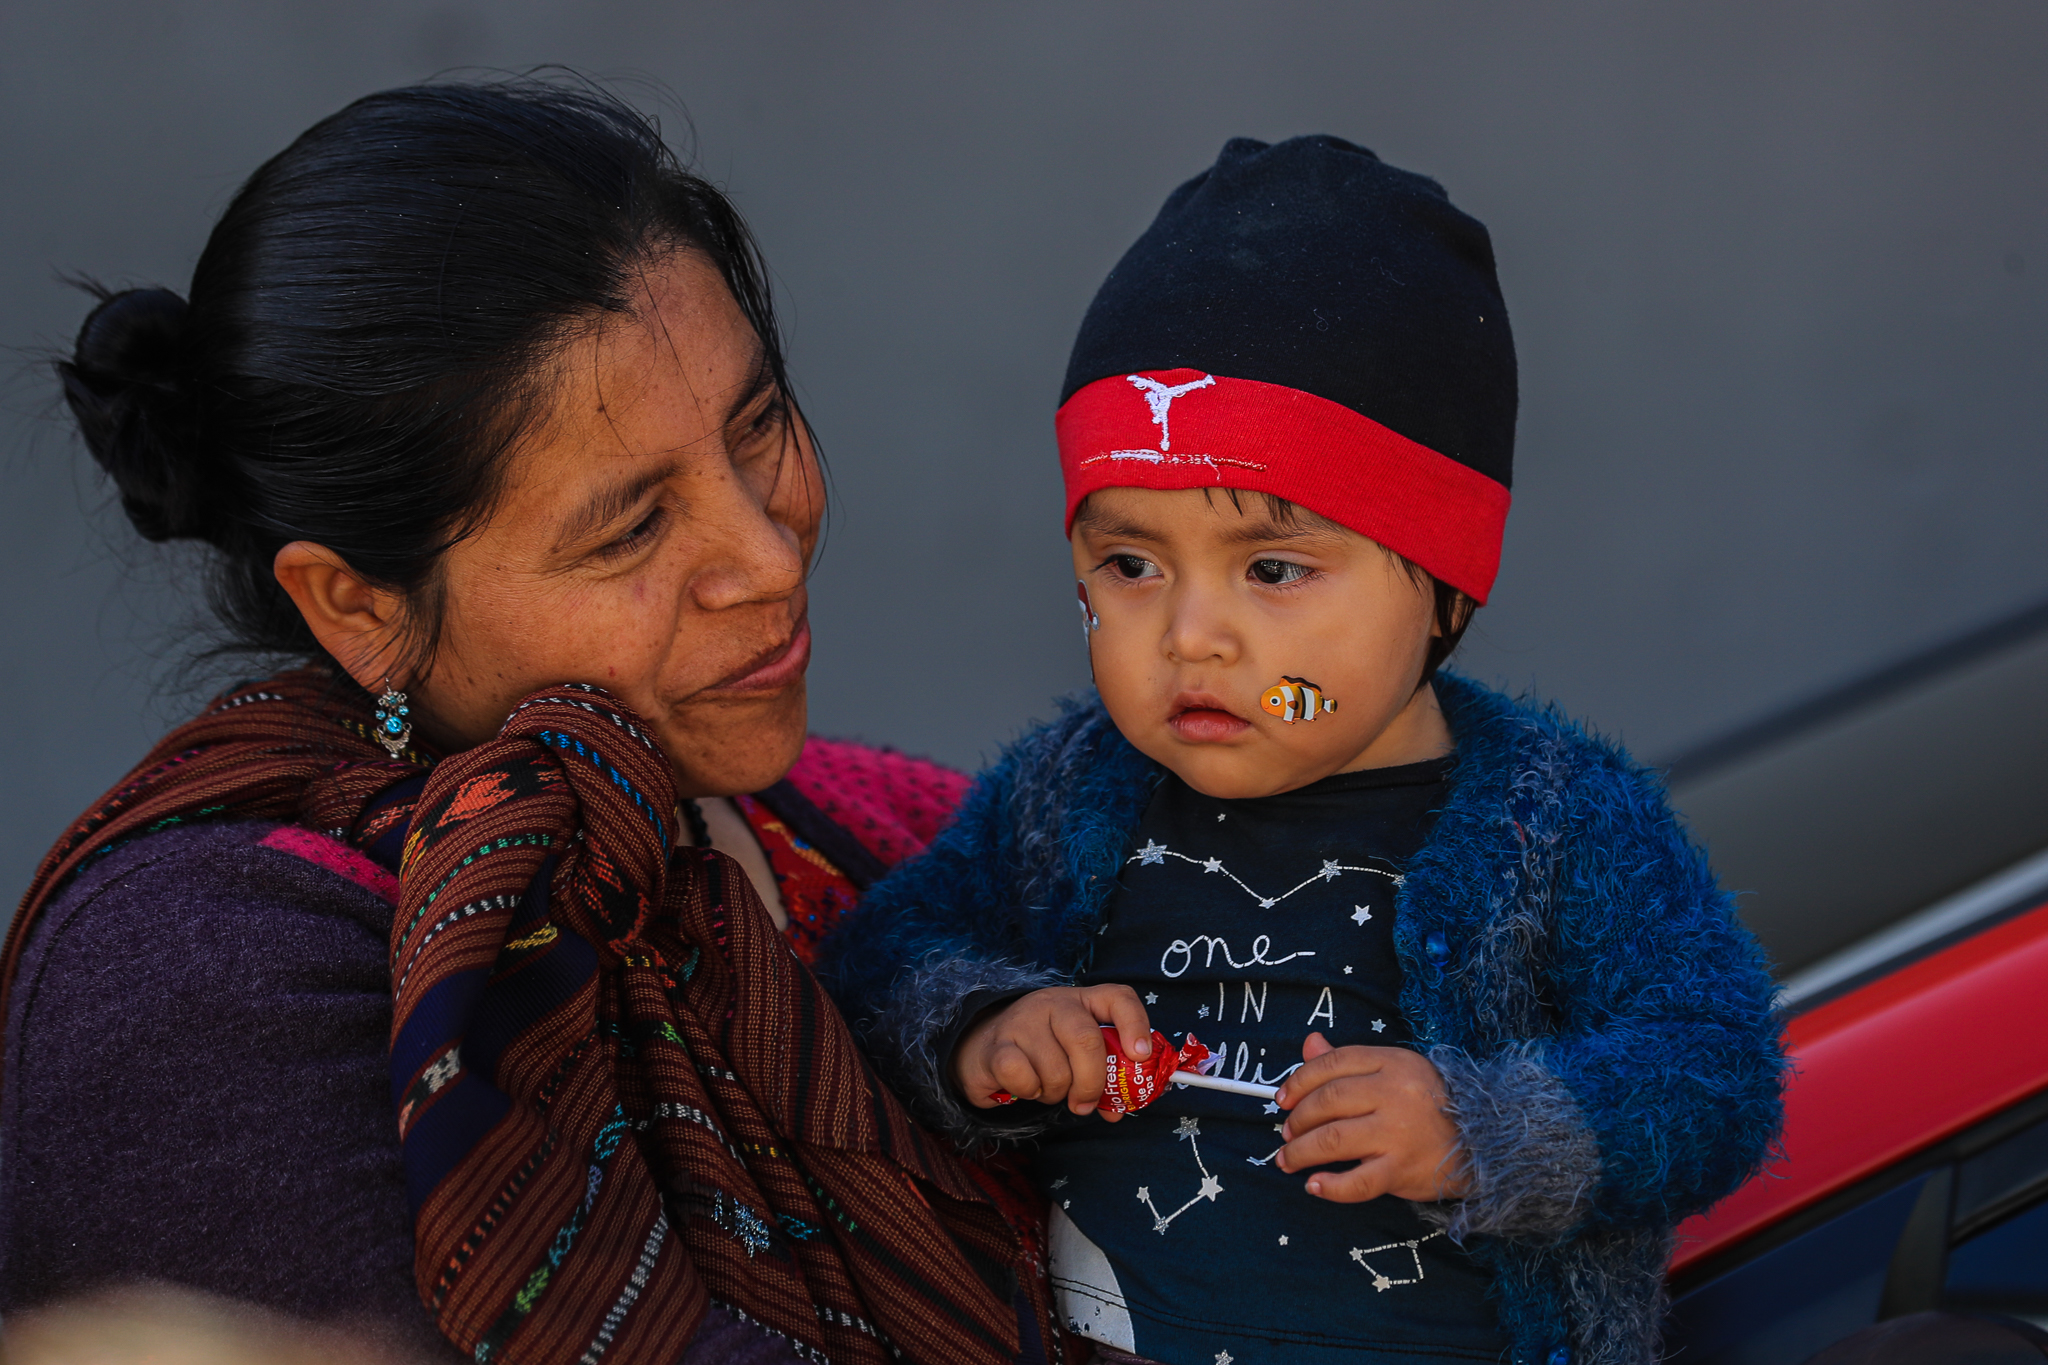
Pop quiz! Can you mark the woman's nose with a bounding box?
[687,467,807,611]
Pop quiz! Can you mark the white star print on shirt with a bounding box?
[1122,842,1395,910]
[1137,1119,1226,1233]
[1352,905,1372,925]
[1371,1019,1387,1033]
[1145,992,1158,1005]
[1197,1004,1210,1018]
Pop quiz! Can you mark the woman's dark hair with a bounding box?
[59,77,801,675]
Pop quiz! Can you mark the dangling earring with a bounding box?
[373,679,412,758]
[1076,581,1101,640]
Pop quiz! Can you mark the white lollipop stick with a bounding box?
[1170,1070,1279,1101]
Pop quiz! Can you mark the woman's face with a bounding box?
[409,252,822,797]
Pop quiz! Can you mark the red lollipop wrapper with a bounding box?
[991,1026,1213,1115]
[1101,1026,1214,1116]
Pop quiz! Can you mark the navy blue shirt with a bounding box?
[1032,760,1507,1364]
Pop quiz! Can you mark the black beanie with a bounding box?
[1057,135,1516,601]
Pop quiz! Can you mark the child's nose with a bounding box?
[1161,596,1243,666]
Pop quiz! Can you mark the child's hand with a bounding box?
[952,985,1152,1120]
[1273,1031,1469,1202]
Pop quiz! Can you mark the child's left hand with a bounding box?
[1273,1032,1469,1203]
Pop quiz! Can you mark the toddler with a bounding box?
[822,136,1782,1365]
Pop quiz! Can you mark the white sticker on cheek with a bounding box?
[1075,580,1101,638]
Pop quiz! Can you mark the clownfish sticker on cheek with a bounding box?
[1261,676,1337,723]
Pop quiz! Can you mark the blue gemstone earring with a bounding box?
[373,679,412,758]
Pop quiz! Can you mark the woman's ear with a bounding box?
[272,541,410,690]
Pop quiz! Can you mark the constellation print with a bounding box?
[1136,1116,1223,1233]
[1128,842,1401,910]
[1348,1230,1446,1291]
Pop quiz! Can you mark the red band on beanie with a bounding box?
[1058,369,1510,603]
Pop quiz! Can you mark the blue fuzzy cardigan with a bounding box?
[818,675,1784,1365]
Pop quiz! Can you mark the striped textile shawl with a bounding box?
[3,670,1047,1364]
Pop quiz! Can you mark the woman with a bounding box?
[0,80,1048,1365]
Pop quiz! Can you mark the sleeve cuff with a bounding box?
[865,954,1066,1152]
[1420,1043,1600,1244]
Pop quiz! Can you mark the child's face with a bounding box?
[1071,487,1450,799]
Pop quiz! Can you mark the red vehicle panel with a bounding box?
[1672,898,2048,1275]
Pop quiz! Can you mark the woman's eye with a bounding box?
[1250,559,1311,586]
[1109,555,1159,580]
[601,509,663,558]
[747,396,789,442]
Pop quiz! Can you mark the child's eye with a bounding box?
[1250,558,1312,586]
[1107,554,1160,580]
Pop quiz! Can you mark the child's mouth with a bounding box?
[1168,695,1252,742]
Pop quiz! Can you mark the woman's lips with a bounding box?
[706,617,812,695]
[1167,695,1251,743]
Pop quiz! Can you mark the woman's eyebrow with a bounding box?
[554,460,679,551]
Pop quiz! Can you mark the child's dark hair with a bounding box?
[1417,579,1475,683]
[58,76,801,677]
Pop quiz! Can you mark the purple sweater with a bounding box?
[0,819,799,1363]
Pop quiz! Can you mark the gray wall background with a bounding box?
[4,2,2045,942]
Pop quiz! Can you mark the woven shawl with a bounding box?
[2,669,1047,1364]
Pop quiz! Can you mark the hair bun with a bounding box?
[60,286,216,543]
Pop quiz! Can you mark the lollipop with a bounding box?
[1099,1027,1209,1115]
[989,1026,1279,1114]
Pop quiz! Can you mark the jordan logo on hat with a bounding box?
[1126,372,1215,451]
